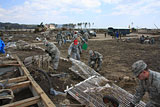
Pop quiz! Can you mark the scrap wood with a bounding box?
[0,76,28,86]
[0,63,20,67]
[0,60,18,64]
[3,96,40,107]
[15,55,56,107]
[50,73,68,77]
[0,89,14,104]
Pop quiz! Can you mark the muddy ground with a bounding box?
[3,33,160,105]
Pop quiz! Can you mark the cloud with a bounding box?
[81,0,101,8]
[111,0,160,16]
[95,9,102,13]
[0,0,160,28]
[0,0,103,24]
[102,0,123,4]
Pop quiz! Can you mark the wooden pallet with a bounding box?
[0,55,55,107]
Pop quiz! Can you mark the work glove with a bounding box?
[45,50,52,56]
[96,68,100,72]
[129,102,135,107]
[45,50,49,53]
[49,53,52,56]
[67,55,70,59]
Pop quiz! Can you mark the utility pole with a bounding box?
[154,24,158,29]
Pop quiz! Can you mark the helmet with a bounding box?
[132,60,147,77]
[74,39,78,45]
[91,61,95,65]
[43,39,49,46]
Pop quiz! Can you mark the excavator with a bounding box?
[34,22,47,33]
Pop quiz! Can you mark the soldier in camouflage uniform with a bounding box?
[130,60,160,107]
[88,50,103,72]
[44,40,60,71]
[67,39,80,60]
[56,32,63,47]
[82,32,89,42]
[72,32,78,41]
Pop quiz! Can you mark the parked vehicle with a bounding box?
[89,30,96,37]
[108,27,130,36]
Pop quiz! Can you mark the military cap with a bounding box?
[132,60,147,77]
[43,39,49,46]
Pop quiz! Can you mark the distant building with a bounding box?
[45,24,56,30]
[137,28,160,34]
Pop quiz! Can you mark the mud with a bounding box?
[2,33,160,104]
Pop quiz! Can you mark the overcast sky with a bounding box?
[0,0,160,28]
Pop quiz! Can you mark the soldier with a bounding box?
[56,32,63,47]
[150,37,155,44]
[72,32,78,41]
[82,32,89,42]
[44,40,60,71]
[104,32,107,38]
[77,35,83,54]
[140,35,145,44]
[67,39,80,60]
[88,50,103,72]
[129,60,160,107]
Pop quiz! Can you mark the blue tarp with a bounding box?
[0,39,5,54]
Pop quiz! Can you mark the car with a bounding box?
[89,30,96,37]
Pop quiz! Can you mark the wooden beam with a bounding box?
[7,81,30,90]
[0,76,28,84]
[3,96,40,107]
[1,60,18,64]
[15,55,56,107]
[0,64,20,67]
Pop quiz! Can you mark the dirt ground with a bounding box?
[3,32,160,105]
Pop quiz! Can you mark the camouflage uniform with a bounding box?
[82,32,89,42]
[88,50,103,72]
[72,34,78,41]
[56,32,63,47]
[45,42,60,70]
[68,42,80,60]
[132,60,160,107]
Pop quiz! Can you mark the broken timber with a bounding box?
[62,58,146,107]
[0,55,56,107]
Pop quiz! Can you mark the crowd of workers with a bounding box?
[1,30,160,107]
[44,30,103,72]
[140,35,155,44]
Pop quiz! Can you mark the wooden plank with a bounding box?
[29,85,42,107]
[1,60,18,64]
[3,96,40,107]
[15,55,56,107]
[7,81,30,90]
[0,64,20,67]
[0,76,28,83]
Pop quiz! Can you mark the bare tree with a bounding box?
[84,22,87,28]
[88,22,91,29]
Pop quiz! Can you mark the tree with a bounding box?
[80,23,82,29]
[84,22,87,28]
[88,22,91,28]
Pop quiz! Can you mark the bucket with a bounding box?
[82,43,88,50]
